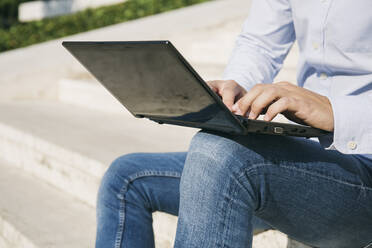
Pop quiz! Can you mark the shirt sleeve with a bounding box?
[222,0,296,91]
[318,92,372,154]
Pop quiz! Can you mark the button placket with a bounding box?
[318,0,331,77]
[347,141,357,150]
[319,72,328,80]
[312,42,320,51]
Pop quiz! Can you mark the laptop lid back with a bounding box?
[62,41,244,134]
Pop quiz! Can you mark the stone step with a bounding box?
[19,0,127,22]
[2,0,299,101]
[287,239,313,248]
[0,159,95,248]
[57,61,228,114]
[0,0,252,101]
[0,100,197,247]
[0,157,287,248]
[0,100,290,247]
[0,100,197,207]
[57,40,298,114]
[0,157,288,248]
[58,78,125,114]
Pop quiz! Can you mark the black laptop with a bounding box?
[62,40,329,138]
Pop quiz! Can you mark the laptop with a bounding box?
[62,40,330,138]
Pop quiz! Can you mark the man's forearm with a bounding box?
[222,0,295,91]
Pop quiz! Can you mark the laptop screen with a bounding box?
[63,41,243,133]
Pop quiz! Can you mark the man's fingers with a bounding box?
[248,88,281,119]
[207,80,244,110]
[206,80,220,93]
[233,84,265,116]
[206,80,248,111]
[220,88,236,110]
[264,97,295,121]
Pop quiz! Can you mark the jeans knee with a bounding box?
[180,131,268,201]
[98,153,145,207]
[182,133,241,188]
[186,131,263,175]
[98,152,184,213]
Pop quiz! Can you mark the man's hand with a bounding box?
[206,80,247,111]
[206,80,334,132]
[232,82,334,132]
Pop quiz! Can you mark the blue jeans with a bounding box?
[96,130,372,248]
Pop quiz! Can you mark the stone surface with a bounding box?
[0,100,197,206]
[0,159,95,248]
[58,78,145,114]
[254,231,288,248]
[2,0,299,100]
[0,100,291,247]
[1,0,253,101]
[19,0,127,22]
[287,238,314,248]
[56,6,299,113]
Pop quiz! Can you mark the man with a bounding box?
[96,0,372,247]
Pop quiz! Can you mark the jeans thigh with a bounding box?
[255,163,372,248]
[201,130,372,248]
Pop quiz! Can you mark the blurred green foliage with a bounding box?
[0,0,33,29]
[0,0,210,52]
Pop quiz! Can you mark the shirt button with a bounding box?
[320,73,328,80]
[347,141,357,150]
[312,42,320,50]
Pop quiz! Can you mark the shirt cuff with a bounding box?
[319,95,372,154]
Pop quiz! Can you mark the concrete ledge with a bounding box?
[0,100,197,206]
[57,61,228,114]
[0,100,293,247]
[0,121,103,205]
[0,159,95,248]
[59,79,130,114]
[0,159,181,248]
[19,0,126,22]
[0,217,37,248]
[152,212,178,247]
[287,238,314,248]
[2,0,299,101]
[0,0,250,101]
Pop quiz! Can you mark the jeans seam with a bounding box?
[234,162,370,215]
[278,164,372,191]
[237,164,269,213]
[240,162,372,191]
[219,177,240,248]
[187,150,244,248]
[241,166,371,245]
[114,170,181,248]
[218,161,264,248]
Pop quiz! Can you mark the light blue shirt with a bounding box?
[222,0,372,156]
